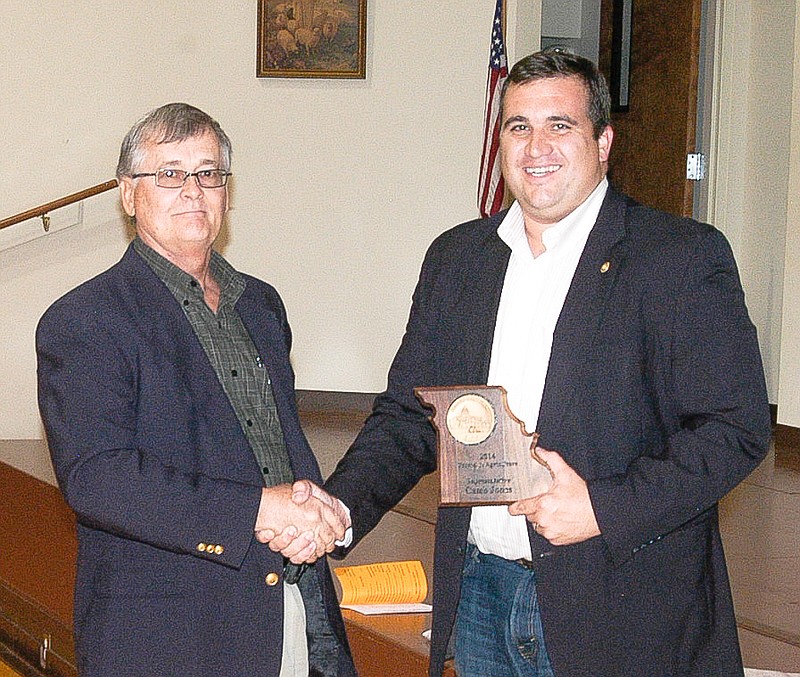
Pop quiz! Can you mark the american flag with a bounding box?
[477,0,508,218]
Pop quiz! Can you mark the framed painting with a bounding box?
[257,0,367,79]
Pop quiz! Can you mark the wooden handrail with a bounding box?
[0,179,119,232]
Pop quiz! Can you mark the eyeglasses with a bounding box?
[131,168,231,189]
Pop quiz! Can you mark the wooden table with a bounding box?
[0,456,453,677]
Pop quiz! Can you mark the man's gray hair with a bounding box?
[116,103,232,178]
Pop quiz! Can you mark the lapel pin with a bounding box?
[600,261,611,273]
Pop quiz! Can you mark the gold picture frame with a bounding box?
[257,0,367,79]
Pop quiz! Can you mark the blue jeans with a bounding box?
[454,545,555,677]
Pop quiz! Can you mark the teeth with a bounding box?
[525,165,560,175]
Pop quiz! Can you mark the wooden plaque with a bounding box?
[414,385,553,506]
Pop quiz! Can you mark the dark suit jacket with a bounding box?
[326,189,771,676]
[37,244,356,677]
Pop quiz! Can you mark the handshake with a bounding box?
[254,480,350,565]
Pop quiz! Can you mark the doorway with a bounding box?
[538,0,713,219]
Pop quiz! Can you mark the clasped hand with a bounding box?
[254,480,349,564]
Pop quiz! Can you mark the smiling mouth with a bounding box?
[525,165,561,176]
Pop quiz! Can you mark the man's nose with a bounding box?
[180,173,204,197]
[527,130,552,156]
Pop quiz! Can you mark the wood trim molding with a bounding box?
[774,423,800,449]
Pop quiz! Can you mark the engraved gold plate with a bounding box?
[446,394,496,445]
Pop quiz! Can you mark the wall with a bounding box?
[779,0,800,426]
[0,191,125,439]
[709,0,796,422]
[0,1,543,442]
[745,0,796,422]
[540,0,600,62]
[3,0,798,446]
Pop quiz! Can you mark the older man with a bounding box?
[37,103,355,677]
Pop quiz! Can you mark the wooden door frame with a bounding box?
[703,0,748,245]
[691,0,717,222]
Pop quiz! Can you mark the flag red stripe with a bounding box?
[477,0,508,218]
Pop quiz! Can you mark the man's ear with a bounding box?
[119,177,136,217]
[598,125,614,163]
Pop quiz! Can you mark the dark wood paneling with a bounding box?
[599,0,702,217]
[0,462,76,677]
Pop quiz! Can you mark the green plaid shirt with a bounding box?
[134,238,293,486]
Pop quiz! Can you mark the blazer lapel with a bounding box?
[458,215,512,384]
[537,189,629,443]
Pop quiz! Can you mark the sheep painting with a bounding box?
[257,0,366,78]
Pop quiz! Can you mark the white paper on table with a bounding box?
[341,602,432,615]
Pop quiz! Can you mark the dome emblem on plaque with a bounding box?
[446,394,496,445]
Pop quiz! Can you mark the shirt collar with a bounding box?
[497,178,609,259]
[133,237,245,307]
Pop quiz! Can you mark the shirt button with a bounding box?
[231,369,238,377]
[262,466,270,475]
[246,419,253,427]
[265,572,280,586]
[183,299,190,306]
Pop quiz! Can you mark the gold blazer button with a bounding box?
[265,572,280,586]
[197,543,207,552]
[214,545,224,555]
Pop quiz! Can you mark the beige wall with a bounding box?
[779,0,800,426]
[711,0,800,427]
[0,1,540,442]
[709,0,796,421]
[3,0,799,449]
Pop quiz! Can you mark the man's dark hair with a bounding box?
[500,49,611,139]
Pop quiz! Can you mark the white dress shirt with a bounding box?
[468,179,609,561]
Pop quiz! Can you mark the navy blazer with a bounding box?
[326,189,771,676]
[37,244,355,677]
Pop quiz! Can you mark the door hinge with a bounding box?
[39,634,51,670]
[686,153,706,181]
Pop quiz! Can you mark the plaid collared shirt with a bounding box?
[134,237,293,486]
